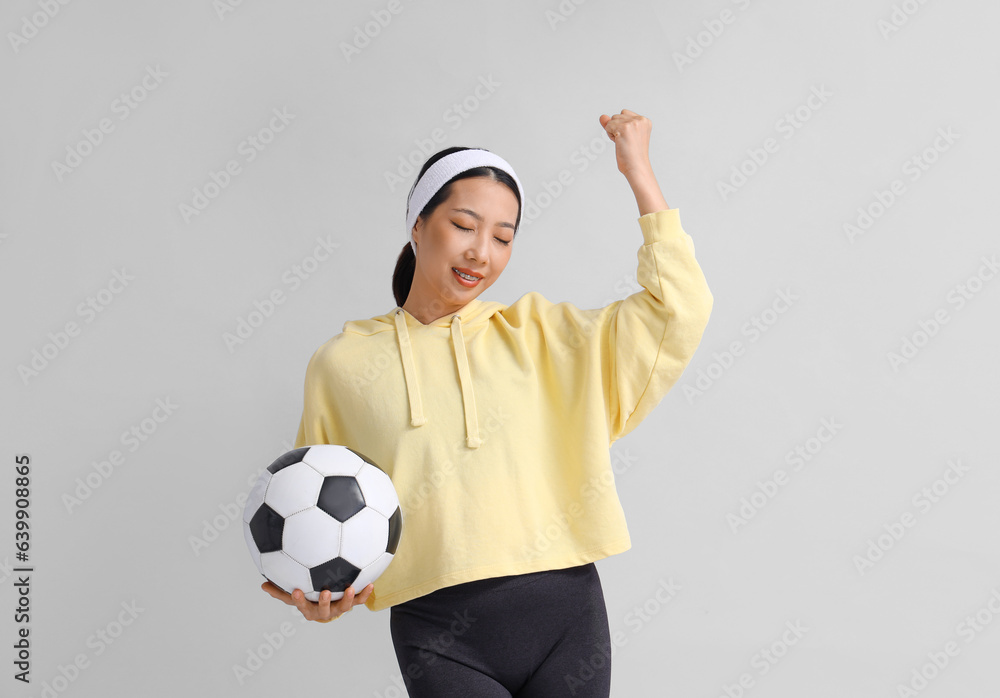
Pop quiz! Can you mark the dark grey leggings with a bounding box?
[389,562,612,697]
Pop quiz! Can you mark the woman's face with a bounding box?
[410,176,519,310]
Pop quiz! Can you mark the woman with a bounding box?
[263,109,714,696]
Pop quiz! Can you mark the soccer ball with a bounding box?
[243,444,402,602]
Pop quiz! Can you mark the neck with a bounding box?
[402,295,476,325]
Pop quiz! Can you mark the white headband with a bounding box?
[405,149,524,254]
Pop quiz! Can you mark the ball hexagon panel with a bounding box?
[261,550,313,597]
[345,446,379,469]
[283,508,343,568]
[302,445,364,477]
[351,551,395,595]
[264,462,323,517]
[340,507,389,568]
[355,463,399,518]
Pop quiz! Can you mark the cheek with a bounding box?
[496,249,513,272]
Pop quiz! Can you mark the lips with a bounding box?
[452,267,482,285]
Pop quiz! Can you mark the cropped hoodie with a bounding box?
[293,207,713,612]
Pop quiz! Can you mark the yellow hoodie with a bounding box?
[293,207,713,612]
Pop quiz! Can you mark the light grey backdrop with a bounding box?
[2,0,999,696]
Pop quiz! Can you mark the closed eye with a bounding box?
[453,221,511,246]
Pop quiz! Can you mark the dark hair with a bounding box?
[392,146,522,308]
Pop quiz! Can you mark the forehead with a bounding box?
[444,177,519,213]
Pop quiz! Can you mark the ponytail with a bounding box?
[392,241,416,308]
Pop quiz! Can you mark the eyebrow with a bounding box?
[451,208,515,230]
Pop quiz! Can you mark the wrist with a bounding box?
[627,172,669,216]
[623,161,656,187]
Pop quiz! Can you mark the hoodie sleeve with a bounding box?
[512,207,713,445]
[293,341,347,449]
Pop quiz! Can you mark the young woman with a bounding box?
[263,109,714,696]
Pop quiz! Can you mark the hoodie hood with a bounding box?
[343,297,507,449]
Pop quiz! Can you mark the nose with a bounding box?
[467,231,489,264]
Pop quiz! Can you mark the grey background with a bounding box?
[2,0,999,696]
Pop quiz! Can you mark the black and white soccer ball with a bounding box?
[243,444,402,602]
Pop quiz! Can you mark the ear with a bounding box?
[412,217,422,247]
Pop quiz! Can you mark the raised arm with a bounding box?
[599,109,670,216]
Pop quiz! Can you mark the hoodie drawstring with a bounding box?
[450,315,483,449]
[393,309,482,449]
[393,309,427,427]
